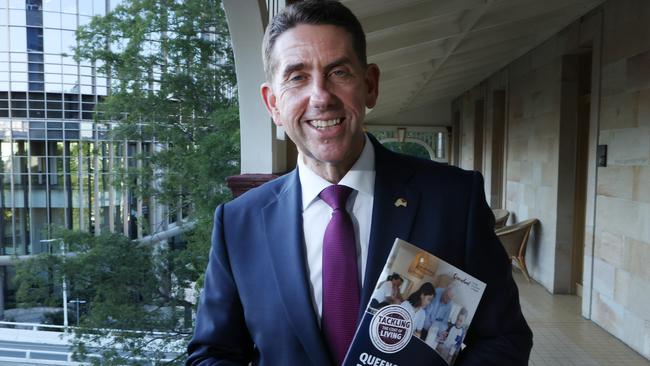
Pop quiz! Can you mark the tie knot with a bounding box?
[319,185,353,210]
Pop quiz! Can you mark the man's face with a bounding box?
[442,288,454,304]
[261,24,379,180]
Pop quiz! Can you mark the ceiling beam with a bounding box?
[360,0,485,33]
[366,17,462,55]
[400,2,493,111]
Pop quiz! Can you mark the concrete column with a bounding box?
[223,0,287,175]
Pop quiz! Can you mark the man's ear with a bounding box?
[261,82,282,126]
[364,63,380,109]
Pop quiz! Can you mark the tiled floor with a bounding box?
[514,273,650,366]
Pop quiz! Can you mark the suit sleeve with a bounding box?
[456,172,533,366]
[186,204,255,366]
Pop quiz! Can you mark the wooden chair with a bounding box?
[495,218,539,282]
[492,209,510,229]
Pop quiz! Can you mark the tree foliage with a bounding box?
[14,0,239,364]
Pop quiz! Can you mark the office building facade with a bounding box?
[0,0,158,261]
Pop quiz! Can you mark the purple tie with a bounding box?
[320,184,360,365]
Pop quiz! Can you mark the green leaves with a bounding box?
[13,0,241,364]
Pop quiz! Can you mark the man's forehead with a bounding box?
[271,24,357,71]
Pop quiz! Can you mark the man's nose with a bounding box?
[309,77,336,109]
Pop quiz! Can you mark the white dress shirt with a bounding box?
[298,134,376,320]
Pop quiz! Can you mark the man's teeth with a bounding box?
[310,118,342,129]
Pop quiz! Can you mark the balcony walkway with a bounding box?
[515,273,650,366]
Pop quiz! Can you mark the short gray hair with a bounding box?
[262,0,368,81]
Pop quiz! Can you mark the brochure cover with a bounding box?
[342,238,486,366]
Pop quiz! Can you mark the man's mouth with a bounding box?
[308,118,343,129]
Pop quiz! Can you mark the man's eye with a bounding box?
[331,69,348,77]
[288,74,305,82]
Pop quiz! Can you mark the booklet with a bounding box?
[342,238,486,366]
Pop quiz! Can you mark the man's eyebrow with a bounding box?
[324,57,353,72]
[281,62,305,80]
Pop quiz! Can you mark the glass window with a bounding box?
[43,11,62,29]
[61,13,76,30]
[26,0,42,11]
[44,28,61,54]
[47,110,62,118]
[80,76,92,85]
[0,12,7,32]
[45,73,60,84]
[62,75,78,85]
[45,82,62,93]
[47,130,62,139]
[62,64,76,74]
[44,54,61,64]
[0,62,8,72]
[29,109,45,118]
[9,10,26,26]
[11,52,27,62]
[64,100,79,111]
[10,72,27,82]
[61,0,75,13]
[43,0,61,12]
[62,55,75,65]
[109,0,122,11]
[28,54,43,64]
[12,82,28,91]
[28,62,44,72]
[29,101,45,109]
[61,30,75,53]
[46,100,62,110]
[79,1,92,15]
[11,62,27,72]
[44,63,61,73]
[80,85,92,94]
[9,27,27,52]
[93,0,105,16]
[27,27,44,52]
[80,66,93,76]
[11,100,26,109]
[26,9,43,27]
[79,15,92,27]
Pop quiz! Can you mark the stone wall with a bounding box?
[590,0,650,357]
[454,0,650,359]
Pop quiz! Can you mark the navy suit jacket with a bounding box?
[187,135,532,365]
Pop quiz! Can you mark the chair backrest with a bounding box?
[495,218,539,258]
[492,209,510,229]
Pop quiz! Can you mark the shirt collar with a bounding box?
[298,134,376,211]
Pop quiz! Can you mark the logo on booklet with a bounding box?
[369,305,413,353]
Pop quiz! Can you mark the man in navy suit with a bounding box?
[187,1,532,365]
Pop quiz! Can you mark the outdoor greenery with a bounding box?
[13,0,239,364]
[383,141,431,160]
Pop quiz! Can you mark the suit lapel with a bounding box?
[262,171,331,365]
[360,137,420,318]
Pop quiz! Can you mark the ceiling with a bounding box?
[340,0,605,124]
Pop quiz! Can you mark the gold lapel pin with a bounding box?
[394,198,408,208]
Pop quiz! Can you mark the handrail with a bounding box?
[0,320,67,331]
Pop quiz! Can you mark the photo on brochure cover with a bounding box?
[368,238,486,365]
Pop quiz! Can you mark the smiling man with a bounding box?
[187,1,532,366]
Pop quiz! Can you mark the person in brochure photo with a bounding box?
[400,282,436,339]
[440,307,469,364]
[370,272,404,308]
[422,282,456,341]
[186,1,532,365]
